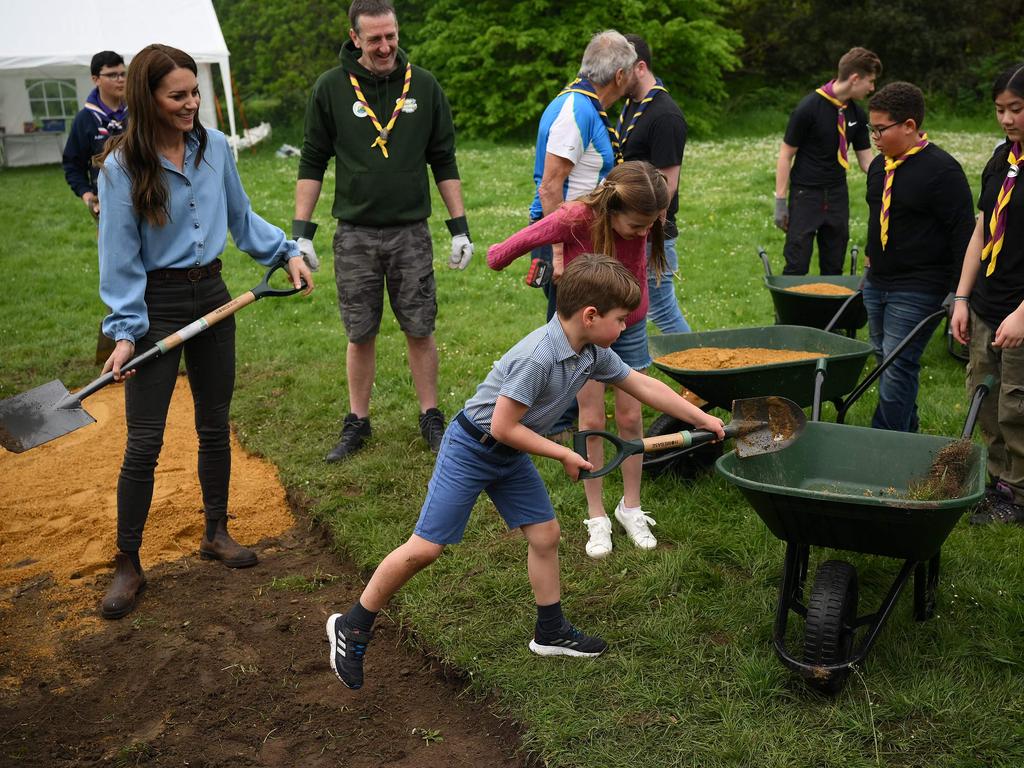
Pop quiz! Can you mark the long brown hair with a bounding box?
[98,44,207,227]
[577,161,670,283]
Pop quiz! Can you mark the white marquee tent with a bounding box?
[0,0,237,167]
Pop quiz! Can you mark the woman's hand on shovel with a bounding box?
[102,340,137,382]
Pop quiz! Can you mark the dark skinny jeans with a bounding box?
[116,273,235,552]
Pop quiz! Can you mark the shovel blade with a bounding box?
[0,380,96,454]
[731,396,806,458]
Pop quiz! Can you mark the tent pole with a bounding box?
[220,58,238,160]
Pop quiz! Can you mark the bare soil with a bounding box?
[783,283,855,296]
[0,378,527,767]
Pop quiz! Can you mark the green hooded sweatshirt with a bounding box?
[298,41,460,227]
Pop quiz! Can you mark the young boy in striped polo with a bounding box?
[326,253,724,689]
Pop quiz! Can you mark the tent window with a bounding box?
[26,79,78,122]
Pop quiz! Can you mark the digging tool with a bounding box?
[0,264,304,454]
[574,396,806,480]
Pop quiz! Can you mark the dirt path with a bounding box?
[0,377,526,766]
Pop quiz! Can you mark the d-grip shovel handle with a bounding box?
[575,422,740,480]
[57,263,304,409]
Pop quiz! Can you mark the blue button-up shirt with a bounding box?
[98,128,298,342]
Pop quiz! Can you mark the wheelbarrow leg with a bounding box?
[913,552,941,621]
[774,543,810,645]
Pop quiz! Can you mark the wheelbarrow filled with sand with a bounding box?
[757,245,866,337]
[715,377,991,694]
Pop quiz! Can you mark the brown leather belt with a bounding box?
[148,259,223,282]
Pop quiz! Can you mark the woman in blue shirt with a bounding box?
[96,44,313,619]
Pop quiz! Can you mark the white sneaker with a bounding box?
[614,498,657,550]
[583,516,613,559]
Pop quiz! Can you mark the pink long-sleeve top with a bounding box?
[486,202,650,327]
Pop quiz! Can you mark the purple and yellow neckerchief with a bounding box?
[880,133,929,250]
[84,87,127,136]
[815,80,849,170]
[980,141,1022,276]
[349,62,412,158]
[559,76,622,164]
[615,78,668,150]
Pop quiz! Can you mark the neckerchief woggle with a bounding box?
[880,133,929,250]
[815,80,849,170]
[559,76,622,164]
[980,141,1022,276]
[350,62,412,158]
[616,78,668,150]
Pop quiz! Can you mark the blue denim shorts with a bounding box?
[612,319,652,370]
[413,414,556,545]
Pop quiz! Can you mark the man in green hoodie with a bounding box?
[294,0,471,463]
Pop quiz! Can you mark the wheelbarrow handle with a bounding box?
[57,263,305,410]
[574,423,740,480]
[757,245,772,277]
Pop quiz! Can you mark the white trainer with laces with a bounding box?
[583,515,613,559]
[614,498,657,549]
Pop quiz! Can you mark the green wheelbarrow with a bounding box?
[716,377,991,694]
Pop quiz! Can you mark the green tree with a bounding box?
[407,0,742,139]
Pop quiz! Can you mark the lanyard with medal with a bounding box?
[350,62,412,158]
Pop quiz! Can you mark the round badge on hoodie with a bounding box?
[352,101,368,118]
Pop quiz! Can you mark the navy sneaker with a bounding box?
[326,612,373,688]
[419,408,446,453]
[528,621,607,658]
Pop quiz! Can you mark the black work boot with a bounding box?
[419,408,446,453]
[199,517,258,568]
[100,553,146,620]
[325,413,372,463]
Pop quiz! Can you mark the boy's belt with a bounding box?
[456,411,520,457]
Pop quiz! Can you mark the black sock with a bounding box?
[205,516,222,541]
[347,601,378,632]
[121,549,142,574]
[536,601,564,634]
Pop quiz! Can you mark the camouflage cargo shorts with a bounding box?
[332,220,436,343]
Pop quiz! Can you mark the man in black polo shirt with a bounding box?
[864,82,975,432]
[774,47,881,275]
[620,34,690,333]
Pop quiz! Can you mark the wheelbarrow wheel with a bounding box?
[642,413,722,479]
[803,559,859,695]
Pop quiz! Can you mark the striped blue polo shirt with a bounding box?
[463,315,632,434]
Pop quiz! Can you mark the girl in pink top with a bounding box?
[487,161,670,558]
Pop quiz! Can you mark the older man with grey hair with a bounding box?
[523,29,636,438]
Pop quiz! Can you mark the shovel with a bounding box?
[574,396,806,479]
[0,264,304,454]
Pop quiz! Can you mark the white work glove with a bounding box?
[291,219,320,272]
[446,216,473,270]
[297,237,320,272]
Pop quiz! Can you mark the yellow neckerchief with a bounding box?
[880,133,929,250]
[815,81,849,169]
[559,77,622,163]
[349,62,412,158]
[616,78,668,149]
[980,141,1022,276]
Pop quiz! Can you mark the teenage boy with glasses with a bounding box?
[62,50,128,362]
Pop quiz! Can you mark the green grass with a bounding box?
[2,128,1023,767]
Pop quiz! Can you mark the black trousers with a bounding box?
[116,274,236,552]
[782,184,849,276]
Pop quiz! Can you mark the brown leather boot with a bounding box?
[100,553,146,620]
[199,517,258,568]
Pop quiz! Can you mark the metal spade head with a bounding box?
[0,380,96,454]
[730,396,806,458]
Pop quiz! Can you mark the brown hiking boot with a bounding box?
[100,553,146,620]
[199,517,258,568]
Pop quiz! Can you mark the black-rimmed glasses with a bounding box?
[869,122,900,138]
[99,72,127,80]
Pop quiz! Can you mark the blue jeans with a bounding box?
[647,238,691,334]
[862,285,944,432]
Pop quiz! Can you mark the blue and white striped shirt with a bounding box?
[463,315,631,434]
[98,129,298,343]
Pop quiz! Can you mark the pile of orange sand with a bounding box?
[783,282,855,296]
[656,347,824,370]
[0,375,294,614]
